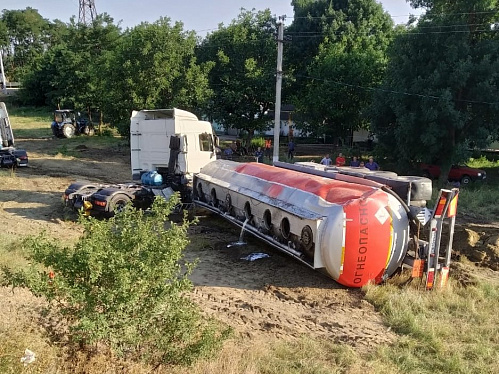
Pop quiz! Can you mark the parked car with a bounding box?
[0,148,28,167]
[420,163,486,185]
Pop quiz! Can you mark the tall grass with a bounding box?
[364,278,499,374]
[6,106,53,139]
[457,185,499,221]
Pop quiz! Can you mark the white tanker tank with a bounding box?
[194,159,428,288]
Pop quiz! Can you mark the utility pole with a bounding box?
[78,0,97,25]
[273,16,285,163]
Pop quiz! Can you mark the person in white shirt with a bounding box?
[320,154,332,165]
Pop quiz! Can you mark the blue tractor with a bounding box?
[51,109,95,138]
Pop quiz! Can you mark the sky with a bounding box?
[1,0,424,34]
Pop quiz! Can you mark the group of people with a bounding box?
[254,138,273,163]
[320,153,379,170]
[234,137,380,171]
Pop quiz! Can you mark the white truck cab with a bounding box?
[130,108,217,182]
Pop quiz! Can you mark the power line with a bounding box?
[296,74,499,106]
[291,9,499,20]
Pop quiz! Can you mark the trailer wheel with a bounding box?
[210,188,218,207]
[300,225,314,259]
[109,194,131,215]
[263,209,272,230]
[197,183,205,202]
[225,194,233,215]
[244,202,252,222]
[280,218,290,240]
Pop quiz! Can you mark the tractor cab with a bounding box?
[51,109,94,138]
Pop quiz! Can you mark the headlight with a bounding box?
[477,173,482,177]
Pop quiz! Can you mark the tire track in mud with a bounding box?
[186,220,395,349]
[191,285,394,348]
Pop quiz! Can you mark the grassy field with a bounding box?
[1,107,498,373]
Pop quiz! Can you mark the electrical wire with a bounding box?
[296,74,499,106]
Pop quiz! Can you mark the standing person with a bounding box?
[254,146,264,163]
[223,145,233,159]
[359,161,366,168]
[350,156,360,167]
[264,138,272,160]
[320,154,332,165]
[365,156,380,171]
[335,152,346,166]
[287,139,295,161]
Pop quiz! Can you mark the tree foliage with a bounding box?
[0,8,50,81]
[287,0,394,139]
[101,18,212,136]
[2,195,230,365]
[370,0,499,176]
[197,9,278,142]
[19,14,121,111]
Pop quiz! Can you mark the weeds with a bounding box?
[2,195,230,366]
[456,185,499,221]
[364,278,499,374]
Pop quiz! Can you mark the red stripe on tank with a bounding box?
[234,163,372,204]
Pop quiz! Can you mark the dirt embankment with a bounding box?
[2,138,498,349]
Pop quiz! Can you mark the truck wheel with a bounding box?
[109,194,131,215]
[62,123,76,138]
[460,175,471,185]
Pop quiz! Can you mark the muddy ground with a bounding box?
[2,136,498,350]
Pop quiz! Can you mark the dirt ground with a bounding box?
[2,136,498,351]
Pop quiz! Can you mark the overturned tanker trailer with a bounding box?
[64,109,456,289]
[193,160,443,288]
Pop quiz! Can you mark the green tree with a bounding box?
[197,9,278,144]
[19,14,121,114]
[0,8,50,81]
[101,18,212,136]
[2,195,229,365]
[287,0,394,141]
[370,0,499,179]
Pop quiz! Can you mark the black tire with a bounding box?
[225,193,233,215]
[62,123,76,138]
[301,225,314,259]
[109,194,131,215]
[460,175,472,185]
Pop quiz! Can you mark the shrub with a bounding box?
[2,194,230,365]
[251,137,265,148]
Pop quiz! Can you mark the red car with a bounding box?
[420,163,486,185]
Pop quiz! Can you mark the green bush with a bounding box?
[251,137,265,148]
[2,194,230,365]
